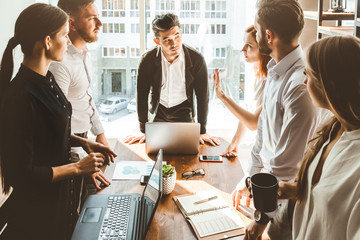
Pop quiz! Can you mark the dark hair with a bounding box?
[244,25,271,83]
[256,0,304,44]
[0,3,68,194]
[152,13,180,38]
[57,0,95,15]
[297,36,360,202]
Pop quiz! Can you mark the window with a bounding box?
[130,48,140,57]
[102,47,126,57]
[131,23,140,33]
[180,0,200,18]
[103,23,125,33]
[180,24,199,34]
[213,48,226,58]
[207,24,226,34]
[102,0,125,17]
[155,0,175,15]
[205,0,226,18]
[73,0,257,140]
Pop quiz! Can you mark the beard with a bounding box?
[258,35,272,56]
[77,28,98,43]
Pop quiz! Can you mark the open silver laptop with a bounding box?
[145,122,200,155]
[71,149,163,240]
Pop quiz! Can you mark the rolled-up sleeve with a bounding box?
[90,97,104,136]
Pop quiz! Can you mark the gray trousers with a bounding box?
[267,199,296,240]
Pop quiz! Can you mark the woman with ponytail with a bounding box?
[278,36,360,239]
[0,3,116,240]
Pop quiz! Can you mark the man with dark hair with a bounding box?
[232,0,327,239]
[124,13,219,146]
[49,0,111,214]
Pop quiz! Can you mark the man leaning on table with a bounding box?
[230,0,329,239]
[124,13,219,146]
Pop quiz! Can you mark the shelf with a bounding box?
[318,26,354,36]
[304,11,355,20]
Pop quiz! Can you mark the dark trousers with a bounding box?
[154,100,193,123]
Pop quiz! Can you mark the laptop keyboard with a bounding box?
[98,195,132,240]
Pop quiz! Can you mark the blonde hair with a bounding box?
[297,36,360,202]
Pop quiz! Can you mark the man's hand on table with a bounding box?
[123,134,146,144]
[244,220,267,240]
[200,134,220,146]
[232,186,251,209]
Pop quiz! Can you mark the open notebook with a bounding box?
[173,189,245,239]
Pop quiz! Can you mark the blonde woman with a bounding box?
[279,36,360,239]
[214,25,271,157]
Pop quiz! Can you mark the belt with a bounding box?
[74,132,88,138]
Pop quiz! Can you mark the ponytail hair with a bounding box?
[0,3,68,101]
[0,3,68,195]
[0,37,19,99]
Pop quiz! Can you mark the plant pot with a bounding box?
[162,170,176,195]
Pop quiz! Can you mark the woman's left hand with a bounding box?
[214,68,225,100]
[83,140,117,165]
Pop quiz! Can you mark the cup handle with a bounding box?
[245,177,252,198]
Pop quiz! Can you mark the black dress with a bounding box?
[0,65,77,240]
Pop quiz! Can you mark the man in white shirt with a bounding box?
[232,0,326,239]
[124,13,219,146]
[49,0,111,192]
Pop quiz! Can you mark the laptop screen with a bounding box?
[140,149,163,238]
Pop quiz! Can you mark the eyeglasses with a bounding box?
[182,168,205,179]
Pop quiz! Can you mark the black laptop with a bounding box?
[71,149,163,240]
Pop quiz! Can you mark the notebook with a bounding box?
[145,122,200,154]
[71,149,163,240]
[173,189,245,240]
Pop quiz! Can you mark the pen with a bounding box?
[194,195,218,204]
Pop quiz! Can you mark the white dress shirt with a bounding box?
[159,47,187,108]
[293,125,360,240]
[49,45,104,136]
[237,46,327,190]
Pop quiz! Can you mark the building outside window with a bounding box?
[103,47,126,57]
[155,0,175,15]
[34,0,257,138]
[180,0,200,18]
[205,0,227,18]
[102,0,125,17]
[103,23,125,33]
[130,47,140,57]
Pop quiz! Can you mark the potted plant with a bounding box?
[162,164,176,195]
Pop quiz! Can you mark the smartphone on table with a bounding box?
[199,155,223,162]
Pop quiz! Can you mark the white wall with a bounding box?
[0,0,35,74]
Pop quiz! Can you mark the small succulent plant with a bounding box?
[162,164,175,177]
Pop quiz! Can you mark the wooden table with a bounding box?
[99,138,252,240]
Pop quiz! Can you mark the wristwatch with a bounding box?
[254,210,271,224]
